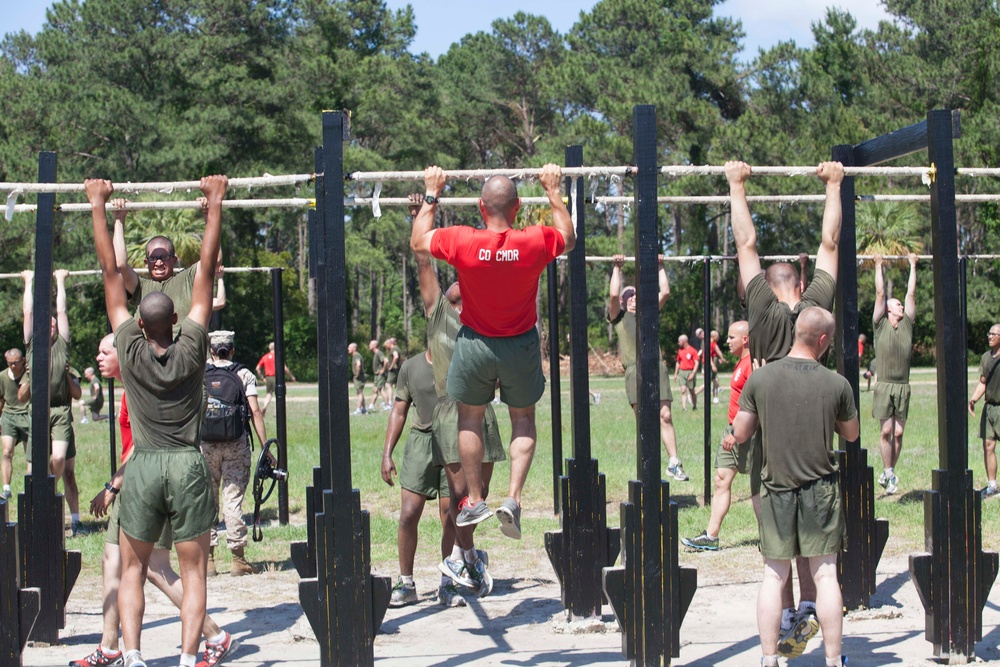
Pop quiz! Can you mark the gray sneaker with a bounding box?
[456,498,493,527]
[495,497,521,540]
[389,578,417,607]
[0,488,11,501]
[438,582,467,607]
[885,474,899,495]
[438,557,476,588]
[877,470,889,488]
[681,531,720,551]
[467,556,494,597]
[983,484,999,499]
[666,463,689,481]
[777,607,819,658]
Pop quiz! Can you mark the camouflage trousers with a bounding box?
[200,436,251,550]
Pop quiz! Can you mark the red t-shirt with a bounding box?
[699,340,723,362]
[119,393,133,463]
[728,354,752,423]
[430,225,565,337]
[676,346,698,371]
[858,340,864,357]
[257,352,276,377]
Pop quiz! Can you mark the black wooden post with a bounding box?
[909,109,998,662]
[17,151,80,645]
[544,146,619,620]
[960,256,968,355]
[271,267,290,525]
[546,261,563,515]
[296,112,390,666]
[702,257,711,505]
[602,107,696,664]
[0,499,39,666]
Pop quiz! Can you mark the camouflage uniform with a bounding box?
[200,435,252,549]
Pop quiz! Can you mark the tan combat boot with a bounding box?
[230,547,261,576]
[207,546,218,577]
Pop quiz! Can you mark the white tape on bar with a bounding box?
[371,181,383,219]
[6,190,22,222]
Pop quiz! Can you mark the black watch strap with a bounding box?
[424,194,439,205]
[105,482,119,495]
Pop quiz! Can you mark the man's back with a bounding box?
[425,294,461,397]
[396,354,436,431]
[745,271,836,364]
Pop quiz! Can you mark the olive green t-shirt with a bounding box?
[25,335,71,407]
[372,349,387,377]
[739,356,857,492]
[874,314,913,383]
[129,265,199,337]
[979,350,1000,405]
[0,368,29,415]
[395,353,436,431]
[388,348,402,371]
[352,351,366,382]
[746,269,836,364]
[115,317,208,450]
[426,293,461,398]
[609,310,664,369]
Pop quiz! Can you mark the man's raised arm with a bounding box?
[813,161,845,280]
[188,175,226,329]
[608,254,624,321]
[658,256,670,310]
[408,194,441,315]
[904,253,917,321]
[87,180,130,332]
[21,271,33,342]
[872,254,886,324]
[726,161,762,290]
[111,198,140,295]
[410,167,444,255]
[539,164,575,253]
[54,269,70,342]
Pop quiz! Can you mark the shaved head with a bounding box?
[729,321,748,338]
[5,348,22,362]
[138,292,176,337]
[794,307,836,350]
[480,176,519,218]
[765,262,800,292]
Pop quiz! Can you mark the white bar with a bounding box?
[8,198,315,214]
[957,168,1000,177]
[0,266,278,280]
[566,254,1000,263]
[347,166,633,181]
[0,174,317,195]
[660,165,931,177]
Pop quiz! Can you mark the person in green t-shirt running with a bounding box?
[969,323,1000,498]
[871,253,917,496]
[87,174,226,667]
[1,348,29,500]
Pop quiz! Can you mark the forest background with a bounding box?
[1,0,999,378]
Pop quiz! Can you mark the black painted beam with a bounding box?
[271,267,290,524]
[546,261,562,515]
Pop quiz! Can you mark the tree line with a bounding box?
[1,0,998,377]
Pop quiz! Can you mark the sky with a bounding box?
[3,0,893,60]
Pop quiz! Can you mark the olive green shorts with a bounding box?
[373,373,387,391]
[431,395,506,466]
[84,396,105,413]
[265,376,276,395]
[119,448,217,544]
[1,411,30,447]
[448,326,544,408]
[683,373,698,395]
[872,381,910,421]
[386,369,399,385]
[399,429,449,499]
[759,474,845,560]
[50,406,74,445]
[105,498,173,550]
[624,363,672,405]
[715,427,762,496]
[353,379,366,394]
[981,403,1000,441]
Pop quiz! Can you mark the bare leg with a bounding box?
[397,488,428,576]
[100,543,123,651]
[146,548,222,639]
[796,556,817,603]
[659,401,678,459]
[706,468,737,537]
[810,555,843,660]
[506,405,536,506]
[457,403,488,504]
[1,436,15,487]
[174,533,211,655]
[50,439,68,481]
[438,496,454,560]
[985,438,997,482]
[892,419,905,468]
[759,558,791,655]
[119,532,155,654]
[878,418,894,469]
[444,461,493,551]
[63,456,80,516]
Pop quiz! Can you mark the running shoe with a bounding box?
[495,497,522,540]
[666,463,689,481]
[467,556,494,597]
[196,631,238,667]
[70,646,123,666]
[1,488,11,500]
[455,497,492,526]
[885,474,899,495]
[593,393,601,405]
[681,531,719,551]
[389,578,417,607]
[438,582,467,607]
[438,557,476,588]
[777,607,819,659]
[983,484,999,499]
[877,470,889,488]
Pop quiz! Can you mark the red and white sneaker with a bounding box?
[69,646,123,666]
[196,632,239,667]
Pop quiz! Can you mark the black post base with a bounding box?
[17,475,80,645]
[544,457,620,619]
[1,498,40,665]
[910,469,998,662]
[298,488,391,666]
[837,444,889,609]
[602,480,697,664]
[291,468,322,579]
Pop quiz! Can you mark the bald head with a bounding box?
[480,176,519,218]
[765,262,800,292]
[138,292,176,337]
[729,321,748,338]
[5,348,22,363]
[348,343,357,354]
[794,307,836,352]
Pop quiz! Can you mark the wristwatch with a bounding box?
[105,482,119,495]
[424,194,439,205]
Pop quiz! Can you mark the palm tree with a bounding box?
[123,208,205,268]
[856,202,924,257]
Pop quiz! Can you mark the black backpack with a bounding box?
[202,362,250,443]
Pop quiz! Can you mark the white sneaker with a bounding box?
[885,475,899,495]
[877,470,889,488]
[593,393,601,405]
[80,417,89,424]
[712,397,719,404]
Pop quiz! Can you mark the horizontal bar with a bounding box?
[563,254,1000,263]
[956,168,1000,177]
[0,173,318,195]
[8,198,316,215]
[0,266,279,279]
[660,165,932,177]
[346,166,634,181]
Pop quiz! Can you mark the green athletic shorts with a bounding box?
[759,474,845,560]
[84,396,105,413]
[373,373,387,391]
[715,427,762,496]
[105,498,173,550]
[29,410,76,463]
[265,376,276,395]
[353,379,366,394]
[399,429,449,499]
[981,403,1000,441]
[431,395,506,466]
[119,448,216,543]
[448,326,544,408]
[683,373,698,395]
[872,381,910,421]
[1,412,30,446]
[386,369,399,385]
[624,363,672,405]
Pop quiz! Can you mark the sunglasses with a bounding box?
[146,252,174,264]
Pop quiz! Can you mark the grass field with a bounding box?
[7,367,1000,581]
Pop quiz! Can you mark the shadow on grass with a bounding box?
[894,489,927,505]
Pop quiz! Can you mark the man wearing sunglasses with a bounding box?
[111,198,225,336]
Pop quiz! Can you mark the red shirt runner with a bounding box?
[430,225,565,337]
[728,355,752,424]
[676,346,698,371]
[257,352,276,377]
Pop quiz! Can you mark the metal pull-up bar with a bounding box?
[0,173,318,194]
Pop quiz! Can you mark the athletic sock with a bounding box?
[450,545,463,561]
[886,467,894,476]
[123,649,143,667]
[208,631,226,645]
[71,513,80,523]
[400,574,414,586]
[762,655,779,667]
[179,653,196,667]
[668,457,680,467]
[100,646,119,656]
[990,480,998,490]
[781,607,796,628]
[826,656,842,667]
[705,532,717,540]
[2,484,10,493]
[799,600,817,614]
[463,547,478,564]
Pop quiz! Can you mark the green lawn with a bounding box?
[6,367,1000,578]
